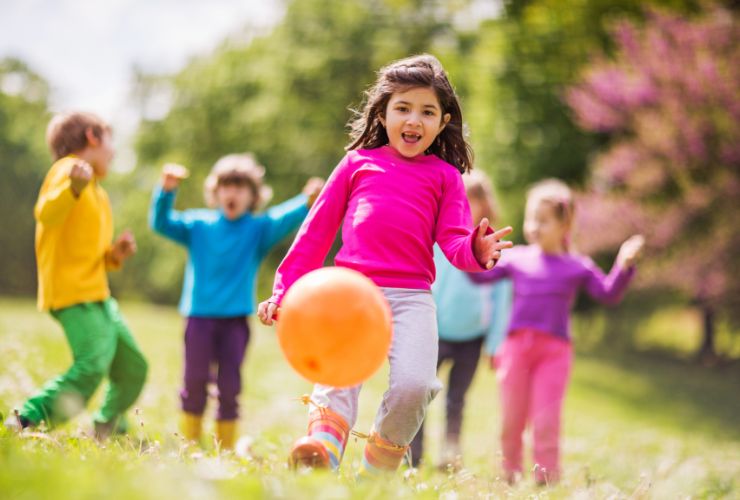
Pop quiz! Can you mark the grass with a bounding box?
[1,296,738,499]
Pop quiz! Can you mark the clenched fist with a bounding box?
[69,160,93,197]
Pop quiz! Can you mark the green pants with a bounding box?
[21,298,148,429]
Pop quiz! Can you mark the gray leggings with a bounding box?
[310,287,442,446]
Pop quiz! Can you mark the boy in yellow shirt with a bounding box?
[6,112,148,437]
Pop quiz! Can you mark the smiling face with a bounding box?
[379,87,451,159]
[523,198,571,254]
[216,182,253,220]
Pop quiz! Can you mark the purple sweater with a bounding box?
[469,245,635,341]
[270,146,486,305]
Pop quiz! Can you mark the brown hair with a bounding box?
[204,154,273,211]
[46,111,111,161]
[463,169,498,222]
[346,54,473,174]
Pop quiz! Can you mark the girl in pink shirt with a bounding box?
[258,54,512,475]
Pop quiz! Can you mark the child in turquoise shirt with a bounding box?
[150,154,322,448]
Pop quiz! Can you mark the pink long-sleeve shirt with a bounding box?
[270,146,485,305]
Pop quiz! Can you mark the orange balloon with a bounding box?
[276,267,392,388]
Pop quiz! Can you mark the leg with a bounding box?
[361,289,441,475]
[213,317,250,448]
[442,336,484,465]
[214,317,250,421]
[180,317,215,418]
[21,303,117,426]
[445,336,484,439]
[409,339,450,468]
[529,335,572,485]
[93,299,148,431]
[496,331,534,480]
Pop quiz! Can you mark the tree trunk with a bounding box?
[697,304,717,364]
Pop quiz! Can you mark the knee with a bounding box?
[393,376,441,407]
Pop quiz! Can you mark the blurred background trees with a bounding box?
[1,0,737,359]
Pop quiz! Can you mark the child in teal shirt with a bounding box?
[410,170,512,469]
[150,155,322,448]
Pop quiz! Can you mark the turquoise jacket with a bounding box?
[150,186,308,317]
[432,245,512,354]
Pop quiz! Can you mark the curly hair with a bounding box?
[204,154,273,211]
[46,111,111,161]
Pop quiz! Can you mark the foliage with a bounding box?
[0,58,51,295]
[567,4,740,323]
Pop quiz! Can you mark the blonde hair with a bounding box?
[46,111,111,161]
[525,178,575,247]
[203,154,273,211]
[463,169,498,222]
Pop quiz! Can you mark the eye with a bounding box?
[395,105,409,113]
[424,110,436,116]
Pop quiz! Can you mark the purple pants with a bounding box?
[181,316,250,420]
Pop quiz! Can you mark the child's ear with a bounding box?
[378,114,386,128]
[85,127,100,147]
[439,113,451,132]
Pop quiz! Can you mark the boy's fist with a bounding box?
[110,230,137,265]
[161,163,190,192]
[69,160,93,197]
[617,234,645,268]
[303,177,325,208]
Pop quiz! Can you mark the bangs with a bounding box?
[217,172,252,187]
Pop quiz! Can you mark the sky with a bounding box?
[0,0,282,169]
[0,0,501,171]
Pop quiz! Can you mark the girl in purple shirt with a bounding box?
[258,54,512,475]
[469,179,644,485]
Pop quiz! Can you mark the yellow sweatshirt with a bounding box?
[34,156,121,311]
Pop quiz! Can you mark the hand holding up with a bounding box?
[69,160,93,197]
[473,218,513,270]
[617,234,645,268]
[110,230,137,265]
[257,300,279,326]
[161,163,190,192]
[302,177,325,208]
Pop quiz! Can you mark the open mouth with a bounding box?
[401,132,422,143]
[226,201,237,212]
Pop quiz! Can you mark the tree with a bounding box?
[566,4,740,359]
[123,0,476,301]
[0,58,51,295]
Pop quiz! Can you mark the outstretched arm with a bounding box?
[258,160,351,325]
[258,177,325,256]
[583,234,644,304]
[435,173,512,271]
[148,164,192,245]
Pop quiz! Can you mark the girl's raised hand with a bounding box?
[617,234,645,268]
[473,218,513,270]
[161,163,190,192]
[257,300,279,326]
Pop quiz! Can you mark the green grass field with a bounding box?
[1,297,738,499]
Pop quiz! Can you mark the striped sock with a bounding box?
[307,408,350,470]
[358,432,409,476]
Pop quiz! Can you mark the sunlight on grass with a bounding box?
[1,297,738,498]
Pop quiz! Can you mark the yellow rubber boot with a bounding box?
[215,419,238,450]
[180,412,203,443]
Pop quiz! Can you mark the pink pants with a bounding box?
[496,328,572,483]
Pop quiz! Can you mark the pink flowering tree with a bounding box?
[566,4,740,359]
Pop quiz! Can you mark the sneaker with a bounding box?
[3,409,31,432]
[289,436,331,469]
